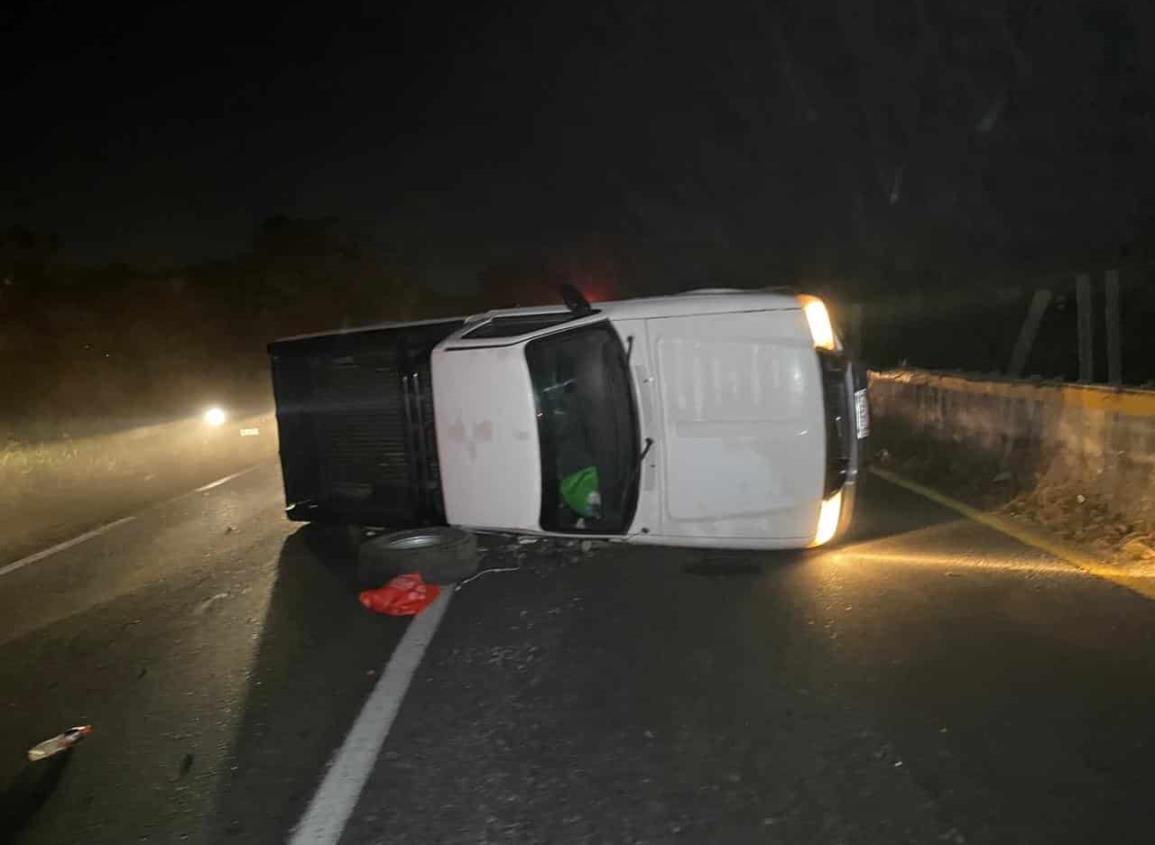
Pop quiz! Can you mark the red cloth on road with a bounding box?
[358,573,441,616]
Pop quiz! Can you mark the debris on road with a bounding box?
[359,573,440,616]
[27,726,93,762]
[456,565,523,590]
[1121,537,1155,562]
[193,592,230,615]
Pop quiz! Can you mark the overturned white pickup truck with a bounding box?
[269,287,868,579]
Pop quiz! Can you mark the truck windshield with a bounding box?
[525,322,641,534]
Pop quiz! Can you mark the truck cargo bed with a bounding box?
[268,319,464,527]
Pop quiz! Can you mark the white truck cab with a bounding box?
[269,288,867,550]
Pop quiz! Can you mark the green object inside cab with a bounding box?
[560,465,601,518]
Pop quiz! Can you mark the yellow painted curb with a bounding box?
[870,467,1155,603]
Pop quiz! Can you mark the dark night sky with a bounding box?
[4,0,1155,292]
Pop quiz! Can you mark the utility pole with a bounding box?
[1075,273,1094,383]
[1007,288,1051,378]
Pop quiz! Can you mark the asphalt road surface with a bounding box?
[2,462,1154,844]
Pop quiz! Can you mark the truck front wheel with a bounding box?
[356,527,479,586]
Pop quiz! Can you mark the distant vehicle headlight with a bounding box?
[812,488,843,547]
[204,407,227,427]
[798,295,838,351]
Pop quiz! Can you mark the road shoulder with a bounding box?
[872,467,1155,602]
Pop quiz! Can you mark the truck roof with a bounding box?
[269,288,801,346]
[476,288,801,323]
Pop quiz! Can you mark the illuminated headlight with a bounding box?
[203,407,227,427]
[798,295,838,351]
[812,488,843,547]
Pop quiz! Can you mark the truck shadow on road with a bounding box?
[203,524,411,843]
[0,755,71,843]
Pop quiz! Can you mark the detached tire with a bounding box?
[357,527,479,586]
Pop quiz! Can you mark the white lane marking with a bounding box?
[289,590,454,845]
[0,462,269,579]
[0,516,137,578]
[195,465,261,492]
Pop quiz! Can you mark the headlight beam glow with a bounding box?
[812,488,843,547]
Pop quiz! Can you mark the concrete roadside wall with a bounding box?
[870,370,1155,530]
[0,411,279,563]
